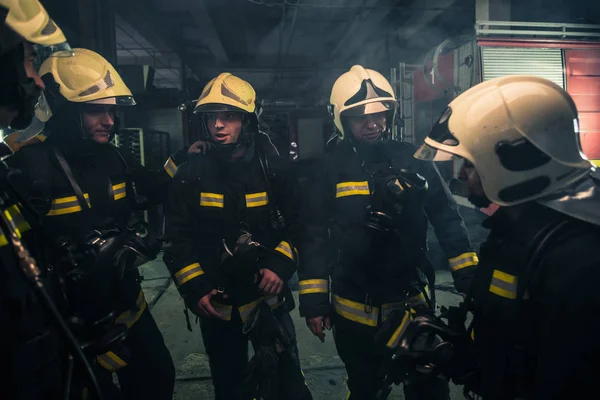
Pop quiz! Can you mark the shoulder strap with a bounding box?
[52,146,90,211]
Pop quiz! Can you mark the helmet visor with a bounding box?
[414,142,457,162]
[194,103,245,114]
[342,100,396,117]
[85,96,136,106]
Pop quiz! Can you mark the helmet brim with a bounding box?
[414,142,457,162]
[342,100,396,117]
[194,103,246,114]
[85,96,136,106]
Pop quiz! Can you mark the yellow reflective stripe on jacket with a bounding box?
[164,157,178,178]
[114,289,147,329]
[47,194,91,216]
[381,293,428,322]
[386,310,412,348]
[0,204,31,247]
[174,262,204,286]
[332,295,378,327]
[299,279,328,295]
[97,351,127,372]
[238,295,283,323]
[200,192,224,208]
[212,301,233,321]
[449,252,479,272]
[246,192,268,208]
[275,241,296,260]
[335,181,370,198]
[112,182,127,201]
[489,270,517,299]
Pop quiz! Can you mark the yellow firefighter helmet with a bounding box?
[194,72,256,114]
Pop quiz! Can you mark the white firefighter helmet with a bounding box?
[329,65,398,139]
[414,75,592,207]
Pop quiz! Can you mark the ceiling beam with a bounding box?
[187,0,229,63]
[201,0,249,62]
[114,0,203,82]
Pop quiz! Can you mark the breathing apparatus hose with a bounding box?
[0,202,105,400]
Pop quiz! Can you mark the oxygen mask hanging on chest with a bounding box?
[365,169,428,238]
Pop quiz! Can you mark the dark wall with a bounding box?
[511,0,599,23]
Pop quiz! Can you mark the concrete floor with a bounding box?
[138,202,488,400]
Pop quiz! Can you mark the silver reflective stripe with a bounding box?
[332,295,378,327]
[335,181,370,198]
[386,311,411,348]
[200,192,224,207]
[47,194,91,216]
[174,263,204,286]
[164,157,178,178]
[97,351,127,372]
[299,279,328,295]
[489,270,518,299]
[246,192,268,208]
[275,241,294,260]
[113,182,126,200]
[449,252,479,272]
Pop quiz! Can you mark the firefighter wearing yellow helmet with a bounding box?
[296,65,478,399]
[6,47,176,399]
[0,0,72,153]
[412,75,600,399]
[0,1,110,399]
[163,73,313,400]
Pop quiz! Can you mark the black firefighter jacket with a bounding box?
[163,136,300,324]
[0,162,68,399]
[297,139,478,332]
[470,203,600,400]
[5,135,171,342]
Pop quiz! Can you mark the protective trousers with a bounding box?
[96,309,175,399]
[200,308,312,400]
[333,321,449,400]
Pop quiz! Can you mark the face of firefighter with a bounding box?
[206,111,243,145]
[347,111,387,143]
[0,43,44,127]
[81,104,115,144]
[459,159,492,208]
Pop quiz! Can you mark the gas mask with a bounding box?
[365,169,428,240]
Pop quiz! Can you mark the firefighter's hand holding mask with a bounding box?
[197,289,229,319]
[257,268,283,295]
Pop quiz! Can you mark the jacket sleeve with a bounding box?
[296,157,332,318]
[162,161,214,308]
[415,158,478,293]
[533,233,600,399]
[262,156,300,283]
[163,146,190,180]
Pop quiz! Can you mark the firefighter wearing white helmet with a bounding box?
[6,47,176,399]
[163,73,312,400]
[414,75,600,399]
[297,65,478,399]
